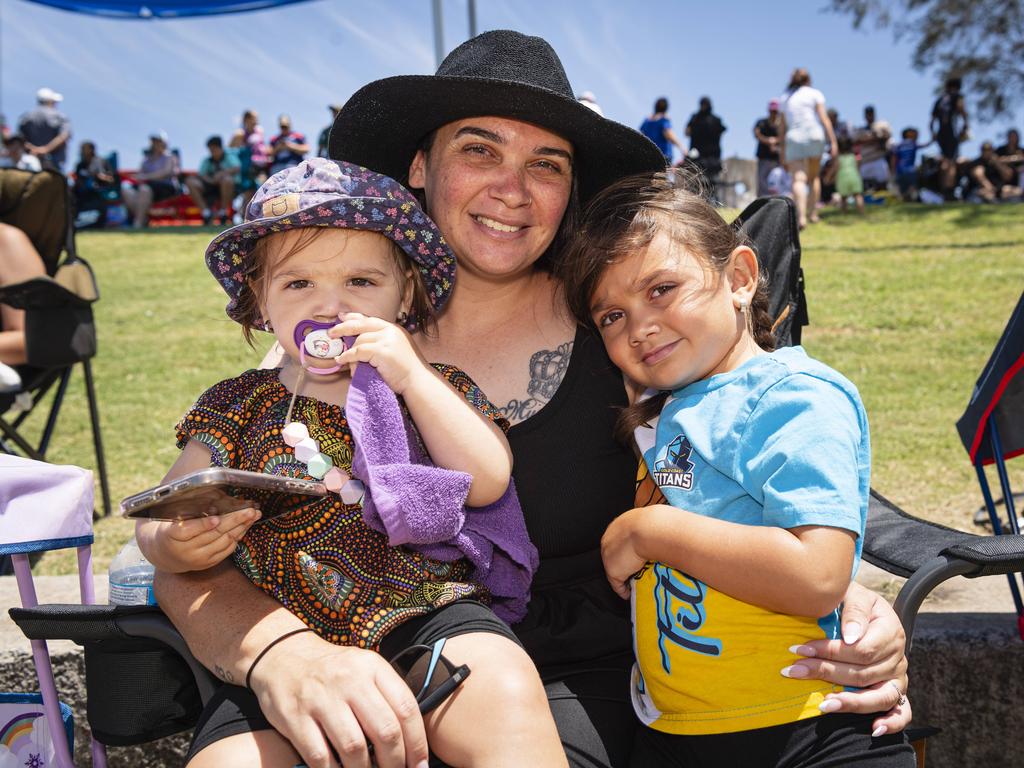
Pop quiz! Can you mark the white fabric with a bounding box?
[0,456,93,547]
[780,86,826,144]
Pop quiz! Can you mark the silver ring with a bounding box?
[888,680,908,707]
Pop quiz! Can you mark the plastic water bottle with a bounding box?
[108,536,157,606]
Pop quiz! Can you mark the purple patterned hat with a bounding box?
[205,158,456,327]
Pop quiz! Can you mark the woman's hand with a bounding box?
[331,313,430,396]
[136,508,261,574]
[601,508,648,599]
[782,582,911,734]
[249,630,429,768]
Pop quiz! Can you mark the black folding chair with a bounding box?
[0,168,111,517]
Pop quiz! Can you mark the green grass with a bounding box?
[20,204,1024,575]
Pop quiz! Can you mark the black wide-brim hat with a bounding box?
[329,30,666,203]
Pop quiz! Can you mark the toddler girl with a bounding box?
[136,158,565,767]
[835,135,866,212]
[560,172,914,767]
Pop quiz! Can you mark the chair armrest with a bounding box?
[864,490,1024,645]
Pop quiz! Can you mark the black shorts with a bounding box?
[145,179,180,202]
[185,600,518,765]
[629,713,915,768]
[937,130,960,160]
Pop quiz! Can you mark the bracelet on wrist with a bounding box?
[245,627,315,690]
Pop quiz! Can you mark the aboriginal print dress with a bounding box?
[175,367,506,651]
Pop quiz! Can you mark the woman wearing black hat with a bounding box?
[161,31,911,768]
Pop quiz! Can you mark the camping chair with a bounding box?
[0,168,111,517]
[5,195,1020,763]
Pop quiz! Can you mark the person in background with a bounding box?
[72,140,116,223]
[268,114,309,175]
[827,108,852,144]
[317,104,342,158]
[121,132,180,229]
[835,135,865,212]
[779,67,838,229]
[930,77,969,200]
[577,91,604,116]
[640,97,684,166]
[968,141,1022,202]
[17,87,71,171]
[0,135,42,172]
[686,96,727,179]
[754,99,782,197]
[890,127,931,201]
[996,128,1023,186]
[229,110,270,209]
[185,135,241,225]
[855,105,892,191]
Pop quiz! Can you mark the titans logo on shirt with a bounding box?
[653,434,694,489]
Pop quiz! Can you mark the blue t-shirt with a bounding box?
[640,116,673,162]
[630,346,870,735]
[893,139,919,175]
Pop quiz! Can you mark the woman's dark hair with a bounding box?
[559,170,775,443]
[787,68,811,91]
[654,97,669,114]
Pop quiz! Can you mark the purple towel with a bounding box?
[346,360,538,623]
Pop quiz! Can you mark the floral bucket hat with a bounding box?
[205,157,456,328]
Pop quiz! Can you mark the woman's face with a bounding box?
[407,117,573,281]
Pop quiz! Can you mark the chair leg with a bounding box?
[76,545,109,768]
[11,554,78,768]
[37,367,73,456]
[81,360,111,517]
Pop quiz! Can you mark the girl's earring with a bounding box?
[263,319,273,332]
[396,311,409,325]
[738,299,753,335]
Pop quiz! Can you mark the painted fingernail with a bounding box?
[780,665,808,679]
[818,698,841,713]
[872,725,888,738]
[417,762,430,768]
[843,621,863,644]
[788,644,816,657]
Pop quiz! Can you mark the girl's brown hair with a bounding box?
[233,227,435,346]
[559,169,775,443]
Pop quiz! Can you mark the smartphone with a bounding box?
[121,467,327,522]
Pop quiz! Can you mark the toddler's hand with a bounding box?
[330,312,430,395]
[148,507,261,573]
[601,508,647,600]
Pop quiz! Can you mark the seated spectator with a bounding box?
[827,108,852,144]
[0,223,47,391]
[0,135,42,172]
[996,128,1023,185]
[969,141,1022,202]
[890,127,931,201]
[121,132,181,228]
[185,135,240,225]
[855,105,892,190]
[268,114,308,175]
[73,140,116,227]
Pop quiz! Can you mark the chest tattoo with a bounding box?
[500,342,573,424]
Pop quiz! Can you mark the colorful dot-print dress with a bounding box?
[175,366,507,651]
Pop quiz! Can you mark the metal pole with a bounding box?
[468,0,477,37]
[431,0,444,69]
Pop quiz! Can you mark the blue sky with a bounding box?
[2,0,1020,171]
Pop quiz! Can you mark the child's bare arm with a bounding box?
[332,313,512,506]
[602,506,856,618]
[136,439,261,573]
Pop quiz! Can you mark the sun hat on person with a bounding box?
[205,157,456,328]
[36,87,63,103]
[328,29,666,203]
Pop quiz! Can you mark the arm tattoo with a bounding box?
[214,664,234,683]
[500,342,573,424]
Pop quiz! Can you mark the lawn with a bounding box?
[19,203,1024,575]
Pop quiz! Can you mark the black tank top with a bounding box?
[507,325,637,669]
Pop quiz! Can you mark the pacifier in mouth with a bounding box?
[293,319,346,375]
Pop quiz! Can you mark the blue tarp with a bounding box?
[23,0,313,18]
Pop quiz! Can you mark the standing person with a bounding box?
[154,31,913,768]
[930,77,969,200]
[754,99,782,196]
[890,127,930,201]
[185,135,241,225]
[17,87,71,171]
[268,114,309,175]
[640,97,684,166]
[121,132,180,229]
[835,136,866,212]
[141,157,567,768]
[578,91,604,116]
[0,135,42,172]
[229,110,271,208]
[685,96,727,179]
[778,67,838,229]
[317,104,343,158]
[560,171,914,768]
[855,105,893,191]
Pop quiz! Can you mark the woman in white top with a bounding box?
[779,68,838,229]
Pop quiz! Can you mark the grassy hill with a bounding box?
[19,202,1024,574]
